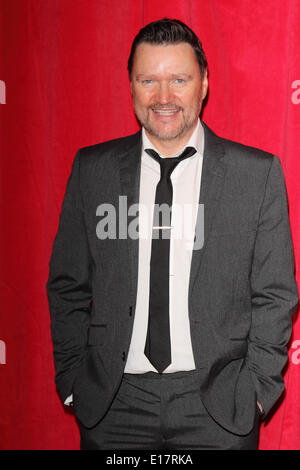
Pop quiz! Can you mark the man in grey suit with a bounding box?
[46,18,298,450]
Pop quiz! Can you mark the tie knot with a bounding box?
[145,146,197,180]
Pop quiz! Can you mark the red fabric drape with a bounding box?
[0,0,299,450]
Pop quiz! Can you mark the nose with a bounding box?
[156,81,173,104]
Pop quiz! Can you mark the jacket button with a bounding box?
[122,351,126,361]
[129,306,133,317]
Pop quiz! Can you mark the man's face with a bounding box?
[130,42,208,143]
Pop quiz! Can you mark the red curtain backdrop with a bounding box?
[0,0,299,450]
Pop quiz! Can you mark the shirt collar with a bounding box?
[142,119,204,159]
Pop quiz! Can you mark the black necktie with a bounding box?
[144,146,197,373]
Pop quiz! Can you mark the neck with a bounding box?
[145,121,198,157]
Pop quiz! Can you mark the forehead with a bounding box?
[132,42,200,76]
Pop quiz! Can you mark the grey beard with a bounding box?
[138,113,198,141]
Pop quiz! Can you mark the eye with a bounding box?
[142,79,153,85]
[175,78,185,84]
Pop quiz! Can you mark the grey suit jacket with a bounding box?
[46,122,298,434]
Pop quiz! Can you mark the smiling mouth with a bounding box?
[152,108,180,116]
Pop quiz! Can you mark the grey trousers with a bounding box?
[77,370,260,450]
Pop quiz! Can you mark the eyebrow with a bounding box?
[136,73,192,80]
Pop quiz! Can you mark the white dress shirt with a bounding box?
[125,119,204,373]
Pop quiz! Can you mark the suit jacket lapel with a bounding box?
[189,122,226,296]
[119,129,142,303]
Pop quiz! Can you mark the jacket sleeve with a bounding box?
[46,150,92,404]
[247,155,298,418]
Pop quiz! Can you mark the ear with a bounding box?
[201,69,208,100]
